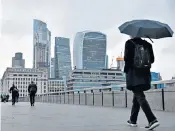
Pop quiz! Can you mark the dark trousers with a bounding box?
[130,90,157,123]
[12,92,16,105]
[30,92,36,105]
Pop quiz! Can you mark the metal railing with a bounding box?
[19,79,175,112]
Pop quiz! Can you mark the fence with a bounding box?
[20,79,175,112]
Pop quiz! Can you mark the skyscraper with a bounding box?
[33,19,51,70]
[50,58,55,78]
[73,31,107,69]
[54,37,72,79]
[105,55,108,69]
[12,52,25,68]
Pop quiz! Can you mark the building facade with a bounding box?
[48,78,65,93]
[50,58,55,78]
[12,52,25,68]
[116,57,124,71]
[33,19,51,72]
[67,69,125,91]
[1,68,48,98]
[73,31,107,70]
[54,37,72,79]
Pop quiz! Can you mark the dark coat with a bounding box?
[124,38,155,91]
[28,83,37,94]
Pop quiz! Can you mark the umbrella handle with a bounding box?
[146,36,154,43]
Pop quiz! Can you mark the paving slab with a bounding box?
[1,102,175,131]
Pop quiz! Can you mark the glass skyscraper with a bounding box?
[54,37,72,79]
[50,58,55,78]
[33,19,51,71]
[73,31,107,69]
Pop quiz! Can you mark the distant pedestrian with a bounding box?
[10,84,19,105]
[124,36,159,130]
[6,94,9,102]
[16,92,19,102]
[28,81,37,106]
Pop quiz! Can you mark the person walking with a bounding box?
[28,81,37,106]
[124,36,160,130]
[6,94,9,102]
[10,84,19,105]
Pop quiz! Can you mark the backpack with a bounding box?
[30,84,37,92]
[13,88,18,93]
[130,40,151,69]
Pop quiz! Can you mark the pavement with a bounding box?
[1,102,175,131]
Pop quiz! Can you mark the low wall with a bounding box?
[20,87,175,112]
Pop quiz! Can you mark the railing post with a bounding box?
[162,88,165,111]
[91,90,94,106]
[73,92,74,104]
[112,91,115,107]
[68,92,69,104]
[125,90,128,108]
[84,90,87,105]
[60,93,61,104]
[99,89,103,106]
[64,92,65,104]
[78,91,80,105]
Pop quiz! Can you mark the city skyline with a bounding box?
[1,0,175,79]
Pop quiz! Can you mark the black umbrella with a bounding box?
[118,19,174,40]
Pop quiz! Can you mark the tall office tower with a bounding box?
[54,37,72,79]
[12,52,25,68]
[50,58,55,78]
[33,19,51,72]
[105,55,108,69]
[73,31,107,69]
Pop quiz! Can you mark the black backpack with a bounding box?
[130,40,151,69]
[30,84,37,92]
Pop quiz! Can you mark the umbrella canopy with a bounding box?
[118,19,174,39]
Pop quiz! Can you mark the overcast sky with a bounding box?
[0,0,175,79]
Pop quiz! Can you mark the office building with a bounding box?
[1,67,48,98]
[67,69,125,91]
[116,57,124,71]
[48,78,65,93]
[33,19,51,71]
[54,37,72,79]
[73,31,107,70]
[12,52,25,68]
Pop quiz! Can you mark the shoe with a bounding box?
[145,120,160,130]
[127,120,137,127]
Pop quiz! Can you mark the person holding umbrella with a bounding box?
[119,19,173,130]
